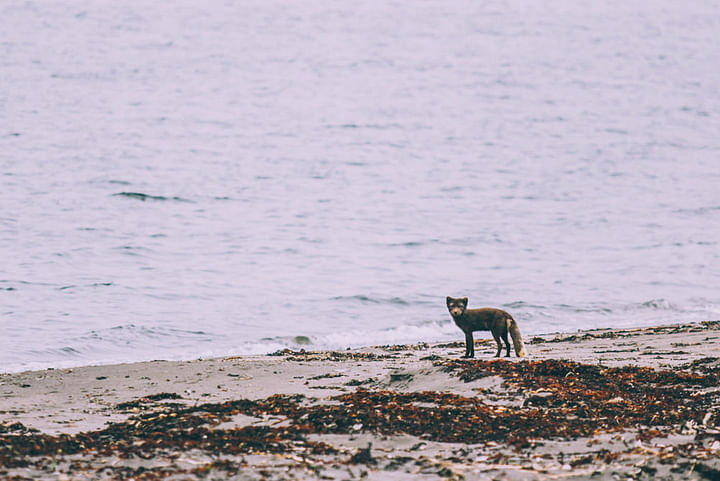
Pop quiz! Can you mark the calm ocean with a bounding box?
[2,0,719,372]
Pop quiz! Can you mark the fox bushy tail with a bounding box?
[508,318,527,357]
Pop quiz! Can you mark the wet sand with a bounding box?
[1,321,719,480]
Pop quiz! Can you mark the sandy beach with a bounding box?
[1,321,719,480]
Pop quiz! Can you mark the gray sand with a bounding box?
[1,322,719,480]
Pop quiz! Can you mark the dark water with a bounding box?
[2,0,719,372]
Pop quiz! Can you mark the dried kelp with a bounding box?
[540,321,720,344]
[437,358,720,439]
[2,359,719,479]
[681,357,720,375]
[116,392,184,411]
[380,342,430,352]
[268,348,397,361]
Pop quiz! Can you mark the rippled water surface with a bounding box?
[2,0,719,371]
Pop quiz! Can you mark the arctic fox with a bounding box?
[446,297,526,358]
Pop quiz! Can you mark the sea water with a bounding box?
[2,0,719,372]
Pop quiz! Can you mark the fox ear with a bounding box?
[462,297,468,306]
[446,296,452,305]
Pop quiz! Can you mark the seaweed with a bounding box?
[2,359,719,479]
[268,349,396,361]
[436,359,720,439]
[116,392,184,410]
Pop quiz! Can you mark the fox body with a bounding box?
[446,296,527,358]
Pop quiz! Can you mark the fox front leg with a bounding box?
[464,331,474,358]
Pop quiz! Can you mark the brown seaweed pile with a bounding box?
[437,358,720,442]
[531,321,720,344]
[268,348,399,361]
[2,359,719,479]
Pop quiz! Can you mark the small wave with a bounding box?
[504,301,547,310]
[79,324,213,347]
[674,206,720,216]
[112,192,193,203]
[112,245,154,257]
[260,335,313,347]
[633,299,678,311]
[0,325,219,373]
[555,304,612,314]
[331,295,410,306]
[329,123,403,130]
[396,241,425,247]
[251,319,459,354]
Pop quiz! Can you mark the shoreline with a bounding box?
[1,321,719,480]
[2,317,714,376]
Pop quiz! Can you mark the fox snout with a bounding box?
[446,296,469,318]
[446,296,467,318]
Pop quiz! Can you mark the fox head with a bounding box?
[446,296,468,318]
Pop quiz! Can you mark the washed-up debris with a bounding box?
[0,414,335,473]
[115,392,184,410]
[389,373,414,383]
[191,459,244,477]
[9,359,714,457]
[436,358,720,442]
[0,422,38,435]
[345,378,376,387]
[681,357,720,375]
[2,359,720,479]
[348,443,376,465]
[307,373,344,381]
[381,342,430,352]
[540,321,720,344]
[268,349,397,361]
[420,354,443,361]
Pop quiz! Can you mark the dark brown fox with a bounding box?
[446,297,527,358]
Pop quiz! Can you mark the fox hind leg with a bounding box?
[492,332,503,357]
[502,330,511,357]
